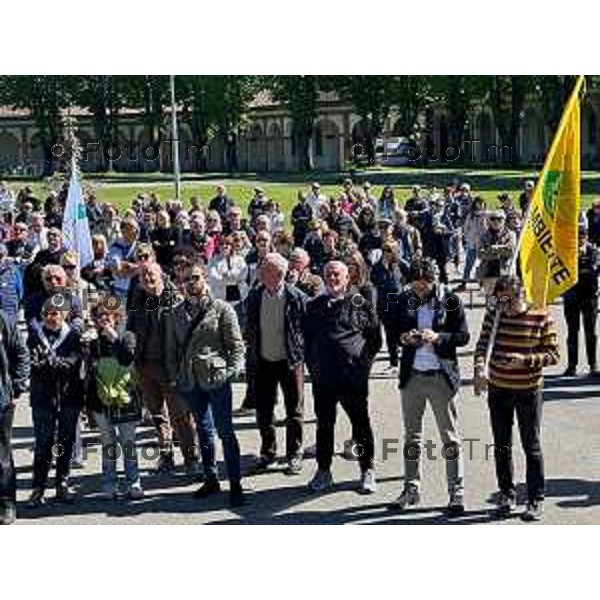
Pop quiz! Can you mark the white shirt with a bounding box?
[307,192,327,216]
[413,302,441,372]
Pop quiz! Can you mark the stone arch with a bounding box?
[207,135,224,172]
[475,110,496,163]
[267,122,284,171]
[137,130,161,173]
[77,130,100,172]
[314,118,341,171]
[521,109,545,164]
[246,122,266,172]
[28,133,46,175]
[0,131,21,173]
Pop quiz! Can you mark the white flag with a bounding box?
[62,159,93,267]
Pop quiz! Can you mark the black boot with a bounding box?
[229,481,245,507]
[192,476,221,499]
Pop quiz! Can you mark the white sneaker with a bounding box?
[389,488,421,511]
[128,483,145,500]
[359,469,377,494]
[308,469,334,493]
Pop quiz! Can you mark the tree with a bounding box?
[76,75,125,171]
[269,76,321,171]
[120,76,169,171]
[487,76,535,166]
[535,75,578,134]
[331,75,400,165]
[212,76,261,173]
[0,75,79,175]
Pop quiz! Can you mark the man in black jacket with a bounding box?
[563,225,600,376]
[0,310,29,524]
[246,253,306,475]
[304,261,382,494]
[390,258,469,516]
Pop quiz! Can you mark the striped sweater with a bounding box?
[474,307,559,390]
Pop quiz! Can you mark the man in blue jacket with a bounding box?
[0,244,23,324]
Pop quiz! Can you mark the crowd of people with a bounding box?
[0,174,594,525]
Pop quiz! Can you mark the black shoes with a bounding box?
[56,481,76,503]
[251,455,277,474]
[192,476,221,499]
[521,501,543,522]
[28,488,45,509]
[284,457,303,475]
[156,454,176,474]
[563,366,577,377]
[229,482,245,507]
[493,491,517,518]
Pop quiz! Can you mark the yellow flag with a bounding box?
[519,75,584,308]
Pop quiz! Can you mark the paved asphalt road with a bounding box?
[12,283,600,525]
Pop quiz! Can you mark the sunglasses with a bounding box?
[63,264,77,271]
[44,275,62,282]
[136,254,150,261]
[187,274,203,282]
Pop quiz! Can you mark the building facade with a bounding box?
[0,90,598,175]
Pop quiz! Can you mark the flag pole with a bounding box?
[170,75,181,202]
[481,75,586,380]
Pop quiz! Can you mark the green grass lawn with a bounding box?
[17,167,600,216]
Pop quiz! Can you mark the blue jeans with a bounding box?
[93,413,140,491]
[179,383,241,483]
[462,245,477,281]
[177,392,217,476]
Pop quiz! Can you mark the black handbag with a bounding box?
[225,284,241,302]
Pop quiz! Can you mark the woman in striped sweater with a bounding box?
[474,275,559,522]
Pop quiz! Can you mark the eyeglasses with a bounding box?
[187,274,203,282]
[174,261,188,268]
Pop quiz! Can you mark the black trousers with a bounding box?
[32,404,80,491]
[0,405,16,510]
[313,385,374,473]
[381,320,399,367]
[487,385,544,503]
[241,355,257,410]
[564,296,598,368]
[255,358,304,461]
